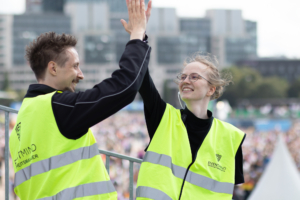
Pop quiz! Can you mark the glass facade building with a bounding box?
[43,0,65,13]
[84,34,115,64]
[179,18,211,55]
[237,59,300,83]
[12,14,71,65]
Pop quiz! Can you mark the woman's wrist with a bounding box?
[130,30,145,41]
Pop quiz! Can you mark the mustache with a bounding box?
[73,79,80,84]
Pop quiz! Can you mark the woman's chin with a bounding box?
[181,96,191,102]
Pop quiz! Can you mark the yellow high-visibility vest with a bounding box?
[136,104,245,200]
[9,91,117,200]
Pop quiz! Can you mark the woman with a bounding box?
[135,55,245,200]
[121,1,245,199]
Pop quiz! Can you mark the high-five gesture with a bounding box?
[121,0,152,40]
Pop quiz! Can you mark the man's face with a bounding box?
[55,47,84,92]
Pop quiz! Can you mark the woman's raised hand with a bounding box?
[121,0,152,40]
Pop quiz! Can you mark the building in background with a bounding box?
[0,0,71,90]
[42,0,65,13]
[64,0,109,33]
[207,9,257,68]
[8,13,71,90]
[0,15,13,89]
[237,58,300,83]
[25,0,42,13]
[26,0,65,13]
[179,17,211,55]
[0,15,13,70]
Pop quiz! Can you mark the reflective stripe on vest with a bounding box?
[143,151,186,179]
[15,143,99,187]
[37,181,115,200]
[143,151,234,194]
[136,186,172,200]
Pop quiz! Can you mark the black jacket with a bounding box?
[24,39,151,139]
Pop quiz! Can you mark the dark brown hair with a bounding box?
[25,32,77,80]
[183,53,233,100]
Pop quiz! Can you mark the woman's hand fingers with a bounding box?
[141,0,145,15]
[126,0,147,40]
[146,0,152,22]
[132,0,136,16]
[136,0,141,15]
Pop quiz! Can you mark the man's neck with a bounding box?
[38,79,58,91]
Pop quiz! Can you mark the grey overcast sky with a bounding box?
[0,0,299,58]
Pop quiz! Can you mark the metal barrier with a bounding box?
[0,105,142,200]
[0,105,18,200]
[98,149,142,200]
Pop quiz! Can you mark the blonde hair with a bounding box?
[183,53,232,100]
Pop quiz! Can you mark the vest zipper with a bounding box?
[178,140,202,200]
[178,162,193,200]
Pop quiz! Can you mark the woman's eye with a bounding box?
[191,75,198,80]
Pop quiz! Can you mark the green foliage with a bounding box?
[220,66,289,106]
[251,77,288,98]
[288,78,300,98]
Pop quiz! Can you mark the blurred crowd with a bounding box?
[1,110,300,200]
[233,121,300,200]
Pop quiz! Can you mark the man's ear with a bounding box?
[47,61,58,76]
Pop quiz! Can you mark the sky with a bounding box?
[0,0,299,58]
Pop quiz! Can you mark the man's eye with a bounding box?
[181,75,187,80]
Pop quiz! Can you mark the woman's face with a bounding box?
[178,62,214,103]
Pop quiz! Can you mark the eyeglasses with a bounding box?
[176,73,212,84]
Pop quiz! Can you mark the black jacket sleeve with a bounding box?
[235,134,246,184]
[52,40,151,139]
[139,69,166,140]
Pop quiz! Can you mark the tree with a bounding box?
[221,66,262,106]
[251,77,288,98]
[220,66,289,106]
[288,78,300,98]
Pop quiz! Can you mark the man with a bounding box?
[9,0,151,199]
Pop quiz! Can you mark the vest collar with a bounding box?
[24,84,56,98]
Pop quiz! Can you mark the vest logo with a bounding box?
[216,154,222,162]
[208,161,226,172]
[15,122,21,141]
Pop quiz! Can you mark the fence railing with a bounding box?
[98,149,142,200]
[0,105,142,200]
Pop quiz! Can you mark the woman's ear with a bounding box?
[207,86,216,97]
